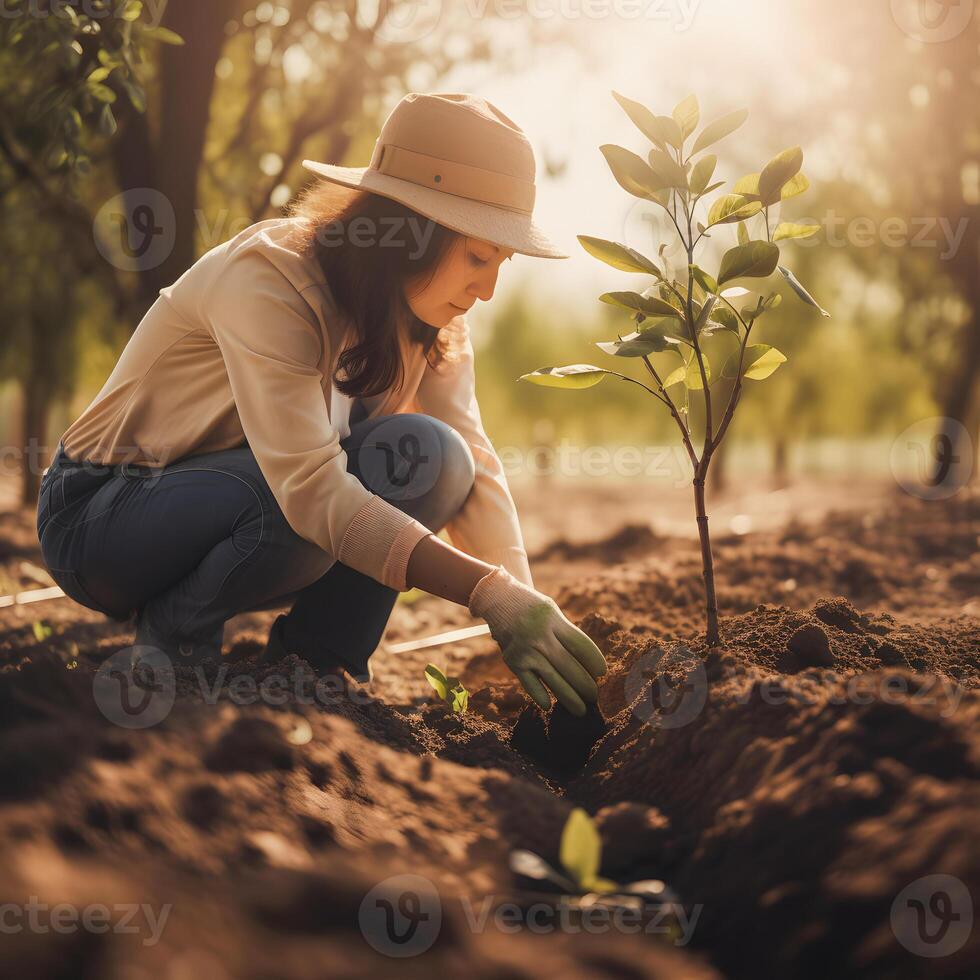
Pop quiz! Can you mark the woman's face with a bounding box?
[404,235,515,327]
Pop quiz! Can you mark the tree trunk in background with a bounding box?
[772,439,789,488]
[20,382,48,505]
[20,322,53,504]
[113,0,237,313]
[934,293,980,489]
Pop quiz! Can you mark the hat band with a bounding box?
[375,143,535,215]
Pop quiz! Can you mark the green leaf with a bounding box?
[596,331,668,357]
[651,114,684,150]
[691,108,749,155]
[708,307,740,332]
[718,242,780,284]
[122,79,147,113]
[64,107,83,136]
[672,94,699,141]
[693,295,719,334]
[737,221,751,246]
[722,344,786,380]
[773,222,820,242]
[142,25,186,45]
[777,173,810,202]
[577,236,662,277]
[733,344,787,380]
[708,194,762,226]
[560,809,602,888]
[657,284,684,313]
[88,83,117,103]
[778,265,830,316]
[121,0,143,21]
[663,352,711,389]
[611,91,673,151]
[596,331,671,357]
[519,365,612,389]
[450,684,469,714]
[87,66,112,84]
[98,104,117,137]
[32,621,52,642]
[583,875,621,894]
[689,154,717,196]
[758,146,803,206]
[685,353,711,389]
[600,144,667,199]
[690,264,718,295]
[733,173,761,200]
[599,291,682,318]
[647,147,689,190]
[424,664,449,700]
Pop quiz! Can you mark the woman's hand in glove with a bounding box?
[467,565,606,716]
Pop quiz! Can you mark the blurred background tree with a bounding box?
[0,0,976,508]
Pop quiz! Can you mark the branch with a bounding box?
[685,237,713,456]
[711,319,755,450]
[718,293,751,332]
[605,370,667,400]
[638,353,699,469]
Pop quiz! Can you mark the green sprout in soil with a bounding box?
[424,663,469,714]
[510,808,677,906]
[32,620,53,642]
[520,93,829,647]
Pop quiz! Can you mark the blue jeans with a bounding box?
[35,405,476,673]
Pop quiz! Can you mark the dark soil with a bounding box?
[0,484,977,978]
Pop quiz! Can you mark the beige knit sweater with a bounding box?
[60,217,533,592]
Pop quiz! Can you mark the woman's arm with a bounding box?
[405,531,496,605]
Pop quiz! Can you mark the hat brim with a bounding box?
[301,160,570,259]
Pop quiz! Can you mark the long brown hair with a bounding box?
[287,182,466,399]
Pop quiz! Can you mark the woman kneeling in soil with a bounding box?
[35,93,605,716]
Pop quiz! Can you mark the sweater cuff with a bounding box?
[337,495,433,591]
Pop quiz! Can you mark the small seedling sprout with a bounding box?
[509,808,678,907]
[424,663,469,714]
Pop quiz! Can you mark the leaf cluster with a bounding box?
[520,92,830,468]
[0,1,183,177]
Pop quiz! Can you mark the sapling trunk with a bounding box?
[521,91,829,649]
[693,472,719,646]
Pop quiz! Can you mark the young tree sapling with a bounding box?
[521,92,829,646]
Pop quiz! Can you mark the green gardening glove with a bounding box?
[467,565,606,716]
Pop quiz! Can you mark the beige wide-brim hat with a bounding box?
[301,92,569,259]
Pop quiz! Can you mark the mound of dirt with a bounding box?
[0,484,977,977]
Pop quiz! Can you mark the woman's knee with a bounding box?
[407,416,476,530]
[346,413,475,529]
